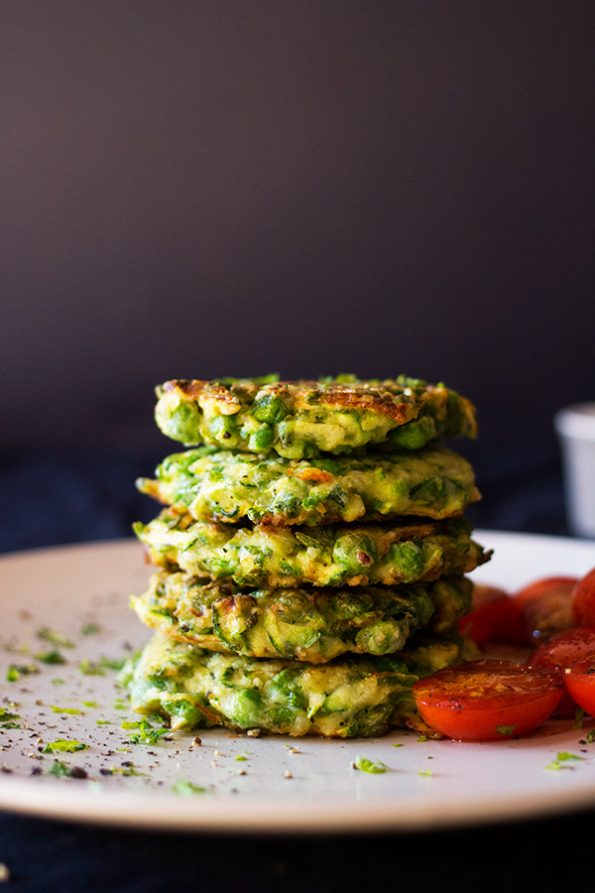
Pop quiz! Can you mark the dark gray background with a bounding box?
[1,7,595,885]
[1,1,594,457]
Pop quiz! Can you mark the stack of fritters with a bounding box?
[124,375,489,738]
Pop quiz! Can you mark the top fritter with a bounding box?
[154,374,477,459]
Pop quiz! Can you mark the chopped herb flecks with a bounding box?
[50,705,84,715]
[78,659,105,676]
[99,656,126,671]
[573,708,586,729]
[111,763,144,777]
[172,779,207,796]
[545,751,584,770]
[496,724,516,736]
[81,623,102,636]
[48,760,70,777]
[7,663,40,682]
[37,628,74,649]
[0,707,20,724]
[43,739,87,754]
[35,649,67,665]
[353,756,388,774]
[121,719,169,745]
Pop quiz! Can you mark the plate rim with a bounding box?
[1,529,595,834]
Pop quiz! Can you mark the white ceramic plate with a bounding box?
[1,530,595,834]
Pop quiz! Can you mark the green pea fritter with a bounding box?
[121,631,468,738]
[154,374,477,458]
[135,510,489,588]
[137,445,480,527]
[131,572,472,662]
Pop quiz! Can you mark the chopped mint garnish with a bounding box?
[496,724,516,736]
[6,663,39,682]
[585,729,595,743]
[99,656,126,671]
[354,756,388,774]
[573,708,586,729]
[110,763,144,776]
[43,739,87,754]
[172,779,207,796]
[81,623,102,636]
[50,705,84,715]
[78,659,105,676]
[35,649,66,665]
[545,751,584,770]
[121,719,169,745]
[48,760,70,777]
[37,628,74,649]
[0,707,20,724]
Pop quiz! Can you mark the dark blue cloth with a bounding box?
[0,444,570,556]
[1,809,594,892]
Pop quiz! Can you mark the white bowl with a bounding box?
[555,402,595,538]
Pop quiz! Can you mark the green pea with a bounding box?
[208,414,238,444]
[332,533,378,574]
[388,541,425,580]
[249,425,274,450]
[252,395,289,424]
[390,416,436,449]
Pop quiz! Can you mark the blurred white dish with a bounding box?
[0,531,594,834]
[555,403,595,538]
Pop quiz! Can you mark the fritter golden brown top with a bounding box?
[154,374,477,458]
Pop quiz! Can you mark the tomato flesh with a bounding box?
[530,625,595,716]
[565,662,595,716]
[572,568,595,627]
[529,627,595,716]
[412,659,564,741]
[530,626,595,673]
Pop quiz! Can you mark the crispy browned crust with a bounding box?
[163,379,241,411]
[162,378,416,421]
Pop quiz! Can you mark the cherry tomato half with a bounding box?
[572,568,595,627]
[459,585,512,648]
[530,626,595,673]
[412,659,564,741]
[529,627,595,716]
[459,595,525,648]
[513,576,578,643]
[565,661,595,716]
[458,585,526,648]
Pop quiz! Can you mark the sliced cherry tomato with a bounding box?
[530,627,595,672]
[572,568,595,627]
[529,627,595,716]
[412,658,564,741]
[458,586,525,648]
[565,660,595,716]
[513,576,578,643]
